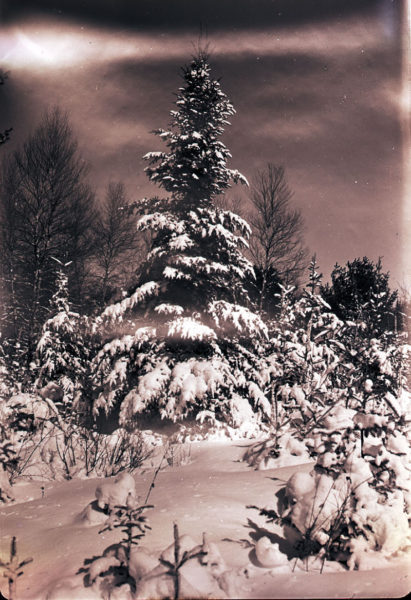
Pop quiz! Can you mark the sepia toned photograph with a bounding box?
[0,1,410,598]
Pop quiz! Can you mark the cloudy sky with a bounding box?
[1,0,409,287]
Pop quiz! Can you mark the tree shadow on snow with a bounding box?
[77,542,135,593]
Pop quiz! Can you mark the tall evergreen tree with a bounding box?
[139,50,251,313]
[92,52,269,430]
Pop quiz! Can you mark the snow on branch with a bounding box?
[168,234,194,251]
[137,212,185,234]
[96,335,135,360]
[167,317,217,341]
[154,304,184,316]
[163,267,191,281]
[209,301,268,337]
[101,281,160,320]
[174,256,230,275]
[230,169,249,187]
[143,151,167,161]
[121,359,171,417]
[203,222,248,250]
[218,209,252,237]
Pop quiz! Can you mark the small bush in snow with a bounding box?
[0,394,154,482]
[35,266,92,420]
[95,472,138,512]
[79,500,153,598]
[158,522,206,600]
[79,517,234,600]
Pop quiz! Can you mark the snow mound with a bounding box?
[255,537,290,569]
[95,471,137,511]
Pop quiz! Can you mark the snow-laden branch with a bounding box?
[101,281,160,320]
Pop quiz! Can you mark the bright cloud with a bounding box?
[1,14,392,72]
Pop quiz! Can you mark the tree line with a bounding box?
[0,109,147,365]
[0,59,408,388]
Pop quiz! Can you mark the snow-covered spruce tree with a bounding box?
[35,263,90,418]
[92,52,270,432]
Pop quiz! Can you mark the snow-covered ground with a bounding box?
[1,440,410,599]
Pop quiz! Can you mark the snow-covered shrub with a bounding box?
[253,356,410,567]
[0,337,27,399]
[248,259,410,566]
[79,520,231,600]
[277,260,347,432]
[0,393,154,482]
[52,426,154,479]
[0,337,9,398]
[244,261,348,468]
[0,393,43,496]
[91,52,272,431]
[309,332,411,562]
[0,399,18,492]
[0,400,20,500]
[284,461,408,567]
[310,314,410,490]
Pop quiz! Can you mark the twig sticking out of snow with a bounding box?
[0,537,33,600]
[144,445,169,504]
[158,522,206,600]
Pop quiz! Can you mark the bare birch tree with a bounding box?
[91,182,143,308]
[248,164,308,312]
[0,108,95,362]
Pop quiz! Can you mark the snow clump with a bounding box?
[95,471,137,511]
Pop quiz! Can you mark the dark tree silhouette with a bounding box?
[0,70,12,146]
[321,257,398,335]
[91,181,143,308]
[0,108,95,362]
